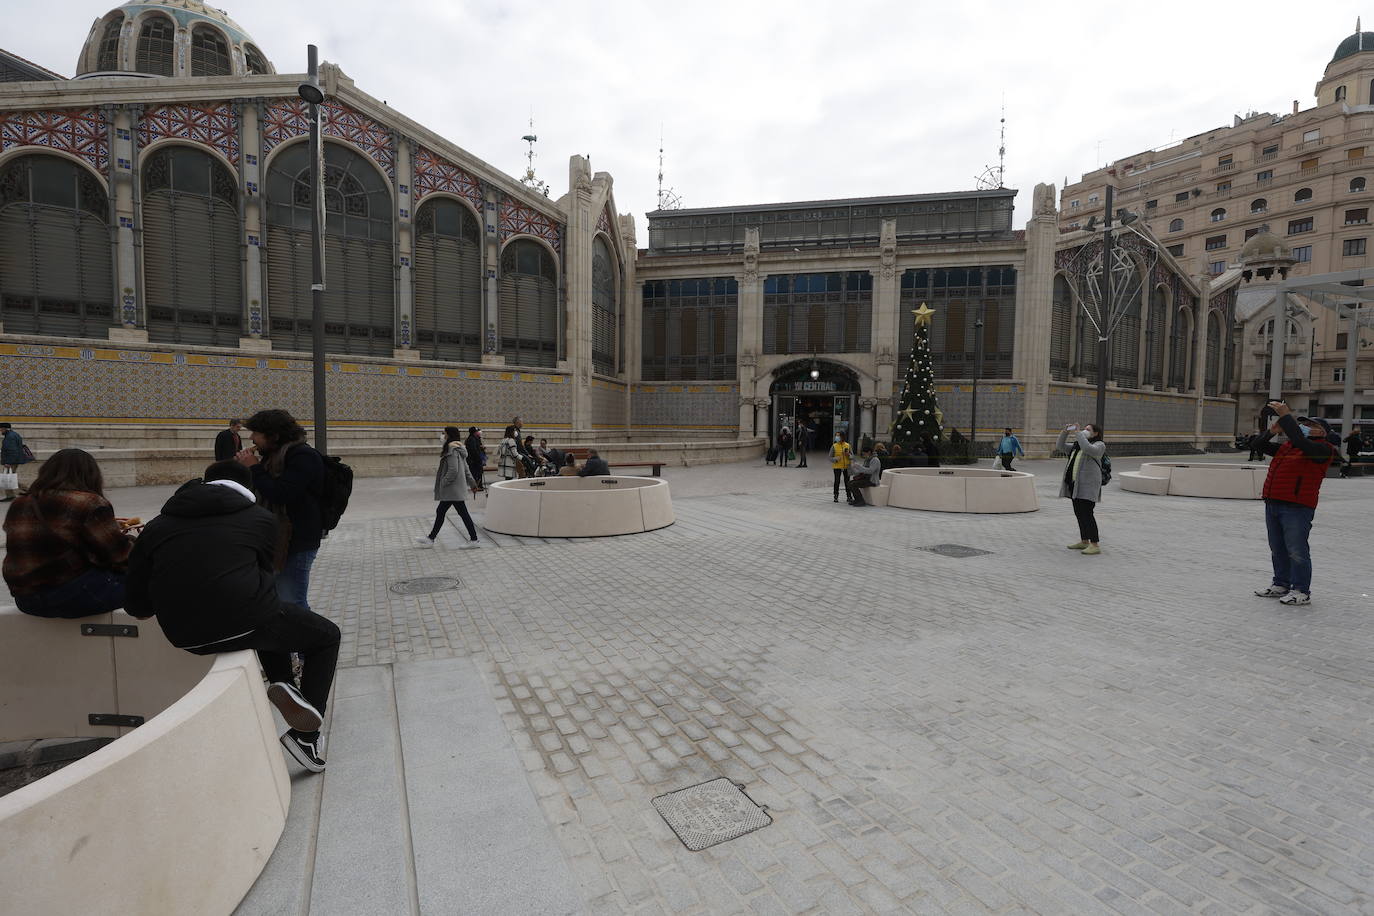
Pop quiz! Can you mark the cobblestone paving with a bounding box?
[308,461,1374,914]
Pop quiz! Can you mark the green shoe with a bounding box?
[1082,544,1101,555]
[1067,541,1088,550]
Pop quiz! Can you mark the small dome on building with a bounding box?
[1240,228,1290,264]
[1332,25,1374,64]
[75,0,274,79]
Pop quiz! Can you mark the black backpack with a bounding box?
[319,455,353,535]
[1096,453,1113,485]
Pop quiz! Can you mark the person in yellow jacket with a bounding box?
[829,432,853,503]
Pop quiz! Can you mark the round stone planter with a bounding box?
[1118,462,1266,499]
[884,466,1039,513]
[484,476,675,537]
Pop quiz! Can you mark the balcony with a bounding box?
[1251,378,1304,392]
[1295,138,1329,152]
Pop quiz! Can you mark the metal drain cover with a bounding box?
[918,544,992,558]
[652,777,772,851]
[389,576,460,595]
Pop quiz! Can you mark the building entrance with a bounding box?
[769,362,859,452]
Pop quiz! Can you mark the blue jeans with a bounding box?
[1265,501,1315,594]
[275,549,318,611]
[15,568,126,618]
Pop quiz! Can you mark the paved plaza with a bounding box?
[78,456,1374,912]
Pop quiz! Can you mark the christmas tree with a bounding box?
[891,303,944,453]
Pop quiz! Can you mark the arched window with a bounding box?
[244,43,268,75]
[135,14,175,76]
[142,146,241,346]
[1336,85,1348,102]
[1210,207,1226,222]
[1169,306,1192,390]
[412,198,482,362]
[499,240,559,367]
[1251,198,1267,213]
[265,142,394,355]
[1294,187,1313,202]
[1050,273,1073,380]
[189,25,231,76]
[1146,284,1168,386]
[592,236,618,374]
[0,155,112,337]
[1169,218,1184,232]
[1110,260,1143,387]
[1205,313,1222,396]
[1352,177,1367,193]
[95,15,123,71]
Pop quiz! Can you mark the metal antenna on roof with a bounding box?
[975,98,1006,190]
[656,125,683,211]
[519,113,549,197]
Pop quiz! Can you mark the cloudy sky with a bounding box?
[18,1,1358,231]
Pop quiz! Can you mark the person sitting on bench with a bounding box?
[848,446,882,507]
[125,460,341,773]
[578,450,610,476]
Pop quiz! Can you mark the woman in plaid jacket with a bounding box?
[2,449,133,618]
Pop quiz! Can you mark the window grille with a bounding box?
[640,277,738,380]
[763,272,872,356]
[1169,306,1191,390]
[591,237,618,375]
[190,25,231,76]
[1146,285,1168,386]
[96,16,122,71]
[265,142,394,355]
[1050,273,1073,380]
[244,44,269,75]
[142,147,241,346]
[413,198,482,362]
[898,266,1015,382]
[135,14,175,76]
[0,155,113,338]
[498,240,558,367]
[1205,314,1222,396]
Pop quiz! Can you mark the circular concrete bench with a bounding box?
[1119,462,1266,499]
[0,609,289,914]
[484,475,675,537]
[884,466,1039,513]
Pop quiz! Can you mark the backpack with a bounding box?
[319,455,353,535]
[1096,453,1112,485]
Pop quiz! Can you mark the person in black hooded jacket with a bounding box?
[125,460,340,773]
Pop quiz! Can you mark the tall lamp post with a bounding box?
[969,300,985,459]
[298,46,328,456]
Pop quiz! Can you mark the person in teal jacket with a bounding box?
[996,428,1024,471]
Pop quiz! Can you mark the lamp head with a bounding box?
[297,82,325,105]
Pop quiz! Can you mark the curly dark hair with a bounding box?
[244,409,306,450]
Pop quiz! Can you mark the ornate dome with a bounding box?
[75,0,274,79]
[1332,26,1374,64]
[1240,228,1290,264]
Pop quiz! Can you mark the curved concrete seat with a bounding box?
[884,466,1039,513]
[0,609,289,914]
[1119,462,1266,499]
[484,475,675,537]
[867,483,890,507]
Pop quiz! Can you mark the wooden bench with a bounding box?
[484,447,665,477]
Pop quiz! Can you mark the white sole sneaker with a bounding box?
[1254,586,1290,598]
[267,682,323,732]
[280,731,326,772]
[1278,592,1311,606]
[414,536,435,548]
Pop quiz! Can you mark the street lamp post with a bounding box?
[299,45,328,456]
[1095,186,1114,432]
[970,299,985,459]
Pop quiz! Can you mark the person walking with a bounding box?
[796,419,811,468]
[1057,422,1107,556]
[126,459,341,772]
[1342,427,1364,477]
[1252,402,1339,606]
[214,419,243,461]
[996,428,1024,471]
[3,448,133,617]
[778,425,794,468]
[416,427,480,549]
[1,422,30,501]
[465,426,486,491]
[496,425,521,481]
[829,431,853,503]
[235,409,324,611]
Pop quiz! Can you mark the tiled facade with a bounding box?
[630,385,740,433]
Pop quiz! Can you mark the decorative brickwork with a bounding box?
[138,102,239,164]
[499,199,561,254]
[411,146,483,212]
[261,98,394,178]
[631,384,738,431]
[0,107,108,173]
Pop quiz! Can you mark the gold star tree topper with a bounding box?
[911,303,936,327]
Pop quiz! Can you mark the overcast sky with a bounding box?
[16,1,1359,232]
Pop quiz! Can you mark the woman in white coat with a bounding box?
[416,426,479,548]
[1057,422,1107,555]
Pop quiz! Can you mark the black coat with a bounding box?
[578,457,611,476]
[125,481,283,649]
[250,442,324,554]
[214,428,241,461]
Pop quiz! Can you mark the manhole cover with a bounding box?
[389,576,461,595]
[918,544,992,558]
[652,777,772,851]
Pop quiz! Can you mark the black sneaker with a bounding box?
[267,681,323,732]
[280,730,326,772]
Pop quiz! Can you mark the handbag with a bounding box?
[20,445,35,464]
[0,471,17,490]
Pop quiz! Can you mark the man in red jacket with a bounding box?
[1253,401,1338,606]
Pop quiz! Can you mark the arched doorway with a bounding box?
[769,360,860,451]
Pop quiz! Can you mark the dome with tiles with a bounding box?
[76,0,273,79]
[1332,25,1374,64]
